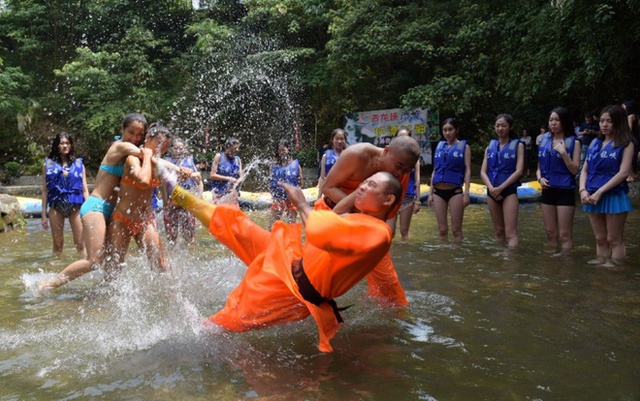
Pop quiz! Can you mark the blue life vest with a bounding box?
[486,139,521,189]
[164,156,197,189]
[45,158,85,206]
[270,159,300,199]
[323,149,340,176]
[537,133,577,189]
[433,140,467,187]
[405,168,417,197]
[585,138,629,194]
[211,152,240,195]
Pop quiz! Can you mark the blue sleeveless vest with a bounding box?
[585,138,629,194]
[270,159,300,199]
[405,169,417,197]
[165,156,197,189]
[323,149,340,176]
[45,158,85,206]
[211,152,240,195]
[486,139,520,189]
[538,133,577,189]
[433,140,467,187]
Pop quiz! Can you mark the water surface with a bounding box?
[1,203,639,400]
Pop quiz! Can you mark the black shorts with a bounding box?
[433,187,463,202]
[487,186,518,203]
[541,187,576,206]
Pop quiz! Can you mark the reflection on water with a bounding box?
[1,204,639,400]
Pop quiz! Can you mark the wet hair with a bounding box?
[48,132,76,163]
[224,137,240,149]
[147,123,171,138]
[599,104,631,148]
[274,139,290,162]
[495,113,517,140]
[122,113,148,131]
[170,138,187,157]
[329,128,347,149]
[550,107,575,138]
[442,118,460,131]
[388,135,421,165]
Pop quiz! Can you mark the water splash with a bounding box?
[169,31,305,166]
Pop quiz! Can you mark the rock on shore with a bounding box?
[0,194,22,232]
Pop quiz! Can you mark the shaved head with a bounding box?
[388,135,420,166]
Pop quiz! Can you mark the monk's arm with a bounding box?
[321,149,363,212]
[281,182,312,225]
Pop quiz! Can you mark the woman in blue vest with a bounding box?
[210,137,242,206]
[269,139,304,229]
[536,107,582,252]
[317,128,347,190]
[579,105,634,266]
[427,119,470,243]
[162,137,203,245]
[41,132,89,256]
[480,114,524,248]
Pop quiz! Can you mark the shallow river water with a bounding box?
[1,200,639,400]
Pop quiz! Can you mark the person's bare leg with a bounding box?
[68,209,85,255]
[48,208,65,255]
[39,212,106,290]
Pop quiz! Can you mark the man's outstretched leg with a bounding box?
[158,165,270,265]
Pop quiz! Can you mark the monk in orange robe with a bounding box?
[316,135,421,306]
[159,167,402,352]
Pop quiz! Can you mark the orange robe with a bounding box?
[207,205,393,353]
[314,173,410,307]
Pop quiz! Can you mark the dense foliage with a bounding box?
[1,0,639,177]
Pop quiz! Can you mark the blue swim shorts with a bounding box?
[80,196,116,221]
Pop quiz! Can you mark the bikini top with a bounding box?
[100,163,125,177]
[120,176,161,190]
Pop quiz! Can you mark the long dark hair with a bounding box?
[48,132,76,164]
[600,105,631,148]
[550,107,575,138]
[495,113,517,140]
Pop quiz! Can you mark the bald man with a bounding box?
[316,135,421,306]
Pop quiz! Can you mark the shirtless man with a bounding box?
[319,135,420,215]
[158,164,402,352]
[316,135,421,306]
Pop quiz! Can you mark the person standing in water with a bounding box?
[269,139,303,229]
[387,128,421,240]
[162,137,202,245]
[317,128,347,190]
[158,163,402,353]
[38,113,147,291]
[41,132,89,256]
[480,113,524,248]
[536,107,581,252]
[579,104,634,266]
[427,118,471,243]
[210,137,242,206]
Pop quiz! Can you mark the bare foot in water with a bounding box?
[37,275,68,294]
